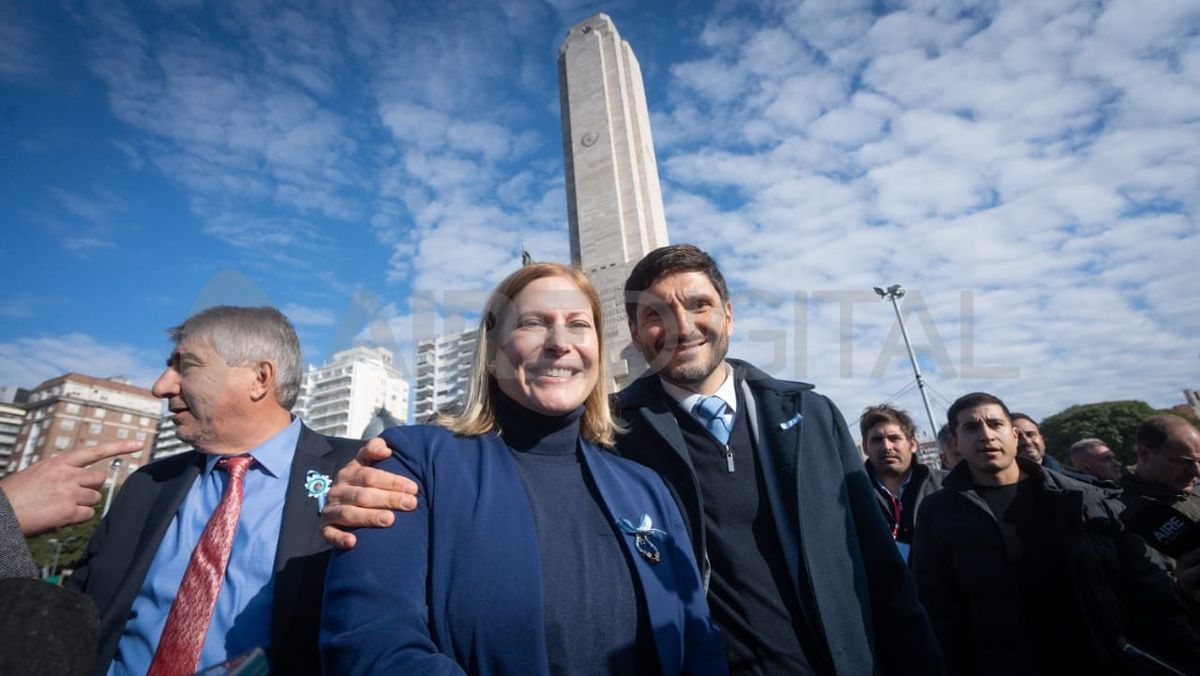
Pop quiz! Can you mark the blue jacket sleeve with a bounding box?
[319,440,465,675]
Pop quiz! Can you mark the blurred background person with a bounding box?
[1069,438,1122,482]
[1011,413,1062,470]
[859,405,944,561]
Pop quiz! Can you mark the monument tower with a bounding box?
[558,13,669,388]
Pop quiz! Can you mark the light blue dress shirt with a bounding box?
[109,418,301,675]
[660,362,738,431]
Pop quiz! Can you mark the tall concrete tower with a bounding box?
[558,13,669,388]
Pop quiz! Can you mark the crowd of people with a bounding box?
[0,243,1197,675]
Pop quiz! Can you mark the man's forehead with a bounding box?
[172,337,216,358]
[1163,438,1200,459]
[869,422,908,438]
[957,405,1007,425]
[652,271,719,294]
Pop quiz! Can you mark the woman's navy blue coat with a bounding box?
[320,424,727,675]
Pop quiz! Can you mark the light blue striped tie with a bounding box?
[694,395,731,445]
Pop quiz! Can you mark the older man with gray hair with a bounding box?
[70,306,359,676]
[1068,438,1121,482]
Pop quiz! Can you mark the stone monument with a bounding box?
[558,13,669,389]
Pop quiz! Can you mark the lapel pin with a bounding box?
[779,413,803,431]
[305,470,331,512]
[617,514,665,565]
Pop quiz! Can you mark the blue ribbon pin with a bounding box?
[617,514,666,565]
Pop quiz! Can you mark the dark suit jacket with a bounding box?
[321,424,726,675]
[616,359,945,675]
[68,424,359,675]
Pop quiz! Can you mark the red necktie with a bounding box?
[148,455,254,676]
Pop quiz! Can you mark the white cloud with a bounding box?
[62,237,117,253]
[283,303,337,327]
[655,0,1200,423]
[0,1,47,83]
[0,334,161,390]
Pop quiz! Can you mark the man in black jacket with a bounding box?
[612,245,945,675]
[914,392,1200,675]
[859,405,944,560]
[1119,415,1200,568]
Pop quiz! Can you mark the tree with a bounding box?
[25,487,109,578]
[1040,400,1197,467]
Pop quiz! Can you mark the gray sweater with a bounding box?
[0,489,39,579]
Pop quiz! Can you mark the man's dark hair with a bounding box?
[1010,412,1038,429]
[947,392,1012,431]
[1136,414,1193,452]
[623,244,730,322]
[936,423,952,453]
[860,404,917,443]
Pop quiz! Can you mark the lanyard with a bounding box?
[887,493,902,539]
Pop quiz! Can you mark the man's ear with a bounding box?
[249,360,276,402]
[627,320,648,357]
[1134,443,1150,464]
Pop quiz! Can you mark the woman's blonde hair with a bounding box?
[438,262,623,446]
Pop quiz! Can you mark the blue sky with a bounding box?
[2,0,1198,439]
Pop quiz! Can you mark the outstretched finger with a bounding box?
[59,440,144,468]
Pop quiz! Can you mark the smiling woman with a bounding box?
[320,263,726,675]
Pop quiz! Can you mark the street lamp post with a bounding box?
[47,537,66,581]
[102,458,123,517]
[874,284,941,443]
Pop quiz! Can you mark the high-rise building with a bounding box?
[151,414,192,461]
[295,346,409,438]
[413,328,477,423]
[0,401,27,471]
[8,374,159,483]
[0,386,30,406]
[559,13,669,388]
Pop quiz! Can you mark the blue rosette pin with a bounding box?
[305,470,331,512]
[617,514,665,565]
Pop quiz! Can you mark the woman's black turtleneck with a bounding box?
[494,388,656,676]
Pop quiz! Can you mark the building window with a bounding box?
[66,403,80,414]
[140,417,151,427]
[61,419,76,431]
[90,423,102,434]
[84,440,98,447]
[117,428,130,439]
[136,431,147,441]
[55,436,71,450]
[121,413,132,423]
[93,409,106,419]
